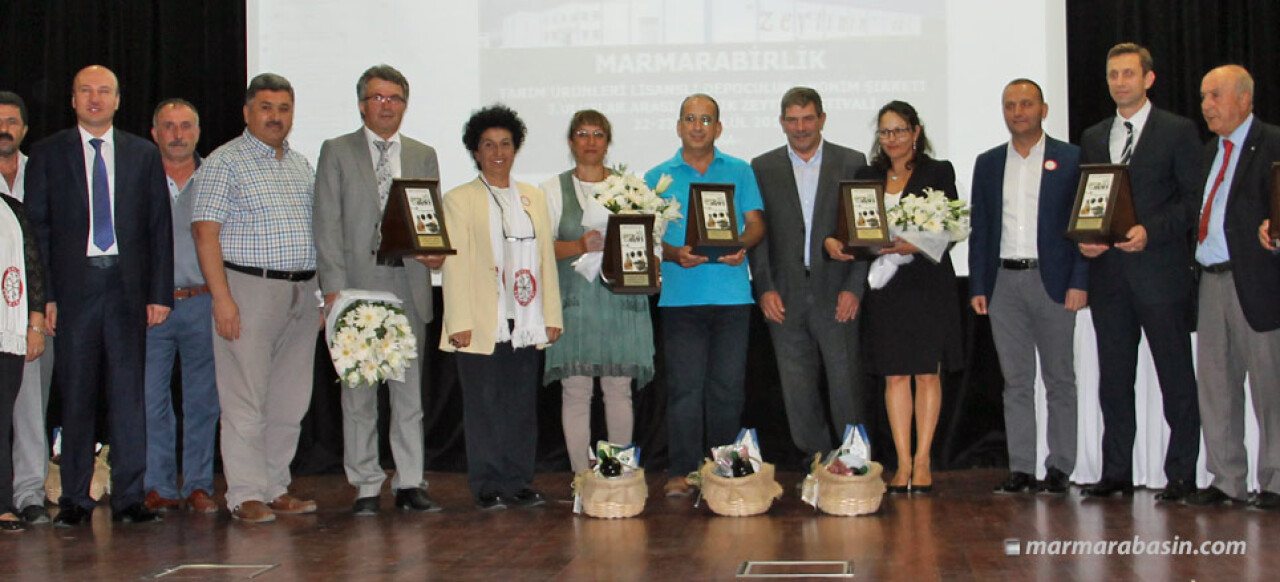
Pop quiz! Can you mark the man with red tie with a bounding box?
[1186,65,1280,510]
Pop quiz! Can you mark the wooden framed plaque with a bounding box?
[1269,162,1280,247]
[836,179,891,257]
[377,178,456,259]
[601,214,660,294]
[686,182,744,260]
[1065,164,1136,244]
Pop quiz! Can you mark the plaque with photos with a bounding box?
[686,182,744,260]
[1269,163,1280,247]
[378,178,456,259]
[1065,164,1136,244]
[836,179,891,257]
[601,214,660,294]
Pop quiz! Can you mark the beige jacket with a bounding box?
[438,177,562,354]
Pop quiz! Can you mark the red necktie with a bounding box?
[1198,139,1234,243]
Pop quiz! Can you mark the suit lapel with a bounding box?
[349,130,381,215]
[767,148,804,232]
[1129,109,1158,163]
[1226,121,1263,211]
[64,129,90,208]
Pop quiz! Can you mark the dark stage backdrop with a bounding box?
[5,1,1278,481]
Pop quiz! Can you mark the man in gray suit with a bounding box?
[314,64,443,515]
[749,87,868,460]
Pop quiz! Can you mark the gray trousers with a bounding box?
[1197,271,1280,498]
[341,266,428,497]
[763,287,863,456]
[215,269,319,509]
[561,375,633,474]
[989,268,1078,476]
[12,342,54,509]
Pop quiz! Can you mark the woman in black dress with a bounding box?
[826,101,963,493]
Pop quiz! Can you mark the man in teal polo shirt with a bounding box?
[645,93,765,497]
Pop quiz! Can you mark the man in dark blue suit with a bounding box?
[970,79,1087,496]
[24,65,173,526]
[1076,43,1201,502]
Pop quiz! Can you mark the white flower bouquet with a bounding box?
[869,188,970,289]
[572,165,682,282]
[324,290,417,387]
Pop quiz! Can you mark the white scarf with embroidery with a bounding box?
[0,201,28,356]
[489,182,547,348]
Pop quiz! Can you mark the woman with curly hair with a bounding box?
[439,104,562,510]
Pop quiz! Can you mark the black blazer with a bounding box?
[1079,107,1200,302]
[749,141,868,308]
[1201,117,1280,332]
[856,156,959,208]
[969,136,1087,304]
[23,127,173,315]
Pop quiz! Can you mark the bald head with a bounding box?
[72,65,120,135]
[1200,65,1254,137]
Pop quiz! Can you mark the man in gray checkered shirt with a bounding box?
[191,73,320,523]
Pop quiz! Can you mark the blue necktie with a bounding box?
[89,138,114,251]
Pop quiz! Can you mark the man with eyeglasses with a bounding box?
[192,73,319,523]
[747,87,868,465]
[314,64,443,515]
[646,93,765,497]
[1076,42,1201,502]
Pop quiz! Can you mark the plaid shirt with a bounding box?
[191,130,316,271]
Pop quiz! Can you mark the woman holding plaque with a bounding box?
[439,104,563,510]
[0,194,47,531]
[826,100,962,494]
[539,110,655,478]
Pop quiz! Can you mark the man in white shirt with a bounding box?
[970,79,1087,495]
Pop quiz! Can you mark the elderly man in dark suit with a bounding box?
[970,79,1086,496]
[749,87,867,460]
[1187,65,1280,509]
[314,64,443,515]
[24,65,173,526]
[1076,43,1201,502]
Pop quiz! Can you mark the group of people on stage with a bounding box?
[1,38,1278,532]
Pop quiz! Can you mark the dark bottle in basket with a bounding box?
[599,454,622,477]
[730,451,754,477]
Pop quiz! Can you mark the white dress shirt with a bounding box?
[364,126,402,180]
[787,141,823,267]
[1108,99,1152,164]
[999,132,1045,259]
[79,125,118,256]
[0,152,26,202]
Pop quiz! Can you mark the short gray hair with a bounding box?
[245,73,294,105]
[357,64,409,102]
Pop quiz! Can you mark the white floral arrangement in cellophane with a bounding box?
[592,166,683,224]
[327,291,417,386]
[884,186,971,261]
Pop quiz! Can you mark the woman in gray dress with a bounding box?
[539,110,655,474]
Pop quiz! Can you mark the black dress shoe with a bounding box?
[20,505,50,525]
[1155,479,1195,502]
[1081,479,1134,498]
[352,496,380,516]
[113,503,162,524]
[1252,491,1280,510]
[395,488,443,513]
[0,518,26,532]
[1184,486,1232,507]
[1037,468,1070,495]
[885,484,910,494]
[993,471,1036,494]
[505,488,546,508]
[52,504,92,527]
[476,494,507,511]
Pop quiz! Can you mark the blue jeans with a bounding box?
[144,292,220,498]
[661,305,752,476]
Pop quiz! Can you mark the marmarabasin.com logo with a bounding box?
[1004,536,1247,556]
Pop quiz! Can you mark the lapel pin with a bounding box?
[1044,160,1058,171]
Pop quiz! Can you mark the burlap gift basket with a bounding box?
[695,459,783,517]
[573,468,647,519]
[801,454,885,516]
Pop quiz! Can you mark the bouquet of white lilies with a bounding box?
[325,290,417,387]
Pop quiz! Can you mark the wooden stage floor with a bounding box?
[2,469,1273,581]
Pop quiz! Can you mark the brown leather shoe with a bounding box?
[231,501,275,523]
[268,493,317,514]
[144,490,182,512]
[187,490,218,514]
[664,477,694,498]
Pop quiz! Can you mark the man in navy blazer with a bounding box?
[1076,44,1201,502]
[24,65,173,526]
[1187,65,1280,509]
[970,79,1087,496]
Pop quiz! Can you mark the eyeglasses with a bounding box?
[574,130,607,140]
[682,114,715,126]
[877,127,913,141]
[365,94,406,105]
